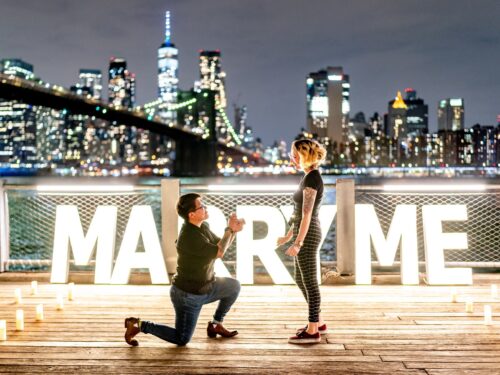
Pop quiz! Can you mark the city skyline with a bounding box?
[1,0,499,145]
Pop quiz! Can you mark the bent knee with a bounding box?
[224,277,241,291]
[177,337,191,346]
[231,279,241,295]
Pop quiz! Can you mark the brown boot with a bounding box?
[207,321,238,338]
[124,317,140,346]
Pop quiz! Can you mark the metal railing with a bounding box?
[0,177,499,278]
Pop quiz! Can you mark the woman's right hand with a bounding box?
[276,236,291,246]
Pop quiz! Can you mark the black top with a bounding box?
[172,222,220,294]
[292,169,324,222]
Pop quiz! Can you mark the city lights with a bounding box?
[36,185,134,192]
[383,184,487,192]
[0,9,498,178]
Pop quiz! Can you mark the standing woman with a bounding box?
[277,139,327,344]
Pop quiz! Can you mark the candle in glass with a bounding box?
[465,299,474,313]
[484,305,493,325]
[16,310,24,331]
[450,288,458,303]
[35,304,44,321]
[31,281,38,295]
[0,320,6,341]
[14,288,22,304]
[56,293,64,310]
[68,282,75,301]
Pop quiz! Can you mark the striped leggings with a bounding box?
[293,217,322,322]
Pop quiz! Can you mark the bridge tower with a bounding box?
[173,90,217,176]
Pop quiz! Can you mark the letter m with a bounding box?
[355,204,418,285]
[51,205,117,284]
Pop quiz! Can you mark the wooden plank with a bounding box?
[427,370,500,375]
[0,365,427,374]
[365,350,500,357]
[347,344,500,351]
[405,362,500,369]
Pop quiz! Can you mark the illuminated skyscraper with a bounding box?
[471,124,497,166]
[0,59,34,80]
[108,57,135,109]
[306,66,350,146]
[387,91,408,140]
[36,107,66,165]
[108,57,137,163]
[438,98,464,131]
[65,86,93,162]
[79,69,103,100]
[199,51,227,108]
[404,88,428,135]
[158,10,179,124]
[199,50,228,138]
[234,104,248,138]
[0,59,37,164]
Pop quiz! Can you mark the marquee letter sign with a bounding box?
[110,206,169,284]
[51,205,168,284]
[49,201,471,286]
[422,205,472,285]
[51,205,117,284]
[355,204,472,285]
[355,204,419,285]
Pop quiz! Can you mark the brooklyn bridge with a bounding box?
[0,73,264,176]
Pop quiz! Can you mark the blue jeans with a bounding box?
[140,277,241,346]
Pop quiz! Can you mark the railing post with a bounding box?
[161,179,180,274]
[0,181,9,272]
[336,179,355,275]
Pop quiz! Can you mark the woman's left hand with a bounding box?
[285,244,300,257]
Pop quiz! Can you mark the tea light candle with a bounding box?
[465,299,474,313]
[14,288,22,304]
[0,320,6,341]
[484,305,492,325]
[56,293,64,310]
[450,288,458,303]
[31,281,38,295]
[68,282,75,301]
[491,285,498,299]
[35,304,44,321]
[16,310,24,331]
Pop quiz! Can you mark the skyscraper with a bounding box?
[66,86,93,163]
[0,59,37,164]
[108,57,135,109]
[404,88,428,135]
[438,98,464,131]
[108,57,137,163]
[234,104,248,140]
[158,11,179,124]
[387,91,408,140]
[78,69,103,100]
[199,50,228,139]
[199,50,227,109]
[0,59,34,80]
[35,107,65,165]
[306,66,350,146]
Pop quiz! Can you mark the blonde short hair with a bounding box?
[292,139,327,170]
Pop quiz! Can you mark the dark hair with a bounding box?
[176,193,201,221]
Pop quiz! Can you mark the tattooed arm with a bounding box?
[217,213,245,258]
[285,187,317,256]
[277,224,294,246]
[216,229,236,259]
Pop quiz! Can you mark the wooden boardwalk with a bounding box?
[1,275,500,374]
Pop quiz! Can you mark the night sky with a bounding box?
[1,0,499,145]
